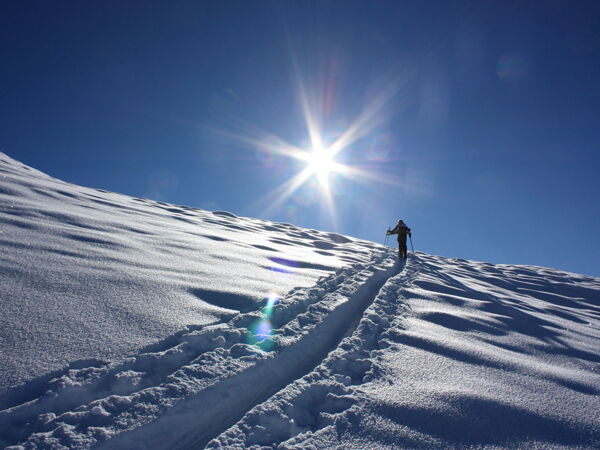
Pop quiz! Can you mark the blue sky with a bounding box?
[1,1,599,276]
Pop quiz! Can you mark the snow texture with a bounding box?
[1,153,599,449]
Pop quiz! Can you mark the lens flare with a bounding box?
[246,318,274,350]
[265,292,279,313]
[255,319,272,339]
[246,293,280,351]
[497,53,529,81]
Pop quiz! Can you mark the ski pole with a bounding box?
[409,235,414,254]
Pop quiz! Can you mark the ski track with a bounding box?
[1,247,404,449]
[207,252,420,449]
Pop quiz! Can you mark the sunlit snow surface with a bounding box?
[1,153,599,449]
[0,153,371,394]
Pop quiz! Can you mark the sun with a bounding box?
[305,146,335,183]
[216,62,401,227]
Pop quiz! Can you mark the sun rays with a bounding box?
[201,50,407,230]
[249,84,401,227]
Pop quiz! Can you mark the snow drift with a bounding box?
[0,153,599,449]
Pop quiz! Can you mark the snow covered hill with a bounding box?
[1,153,599,449]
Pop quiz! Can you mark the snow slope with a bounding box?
[0,153,372,397]
[1,153,599,449]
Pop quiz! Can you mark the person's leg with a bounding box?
[399,240,407,259]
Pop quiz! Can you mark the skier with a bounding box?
[387,219,412,259]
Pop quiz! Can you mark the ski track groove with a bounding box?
[208,252,421,449]
[0,247,408,449]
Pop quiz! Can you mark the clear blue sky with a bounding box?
[1,1,599,276]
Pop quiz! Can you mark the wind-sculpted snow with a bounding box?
[1,153,600,449]
[0,153,374,397]
[0,248,397,448]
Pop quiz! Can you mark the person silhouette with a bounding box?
[387,219,411,259]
